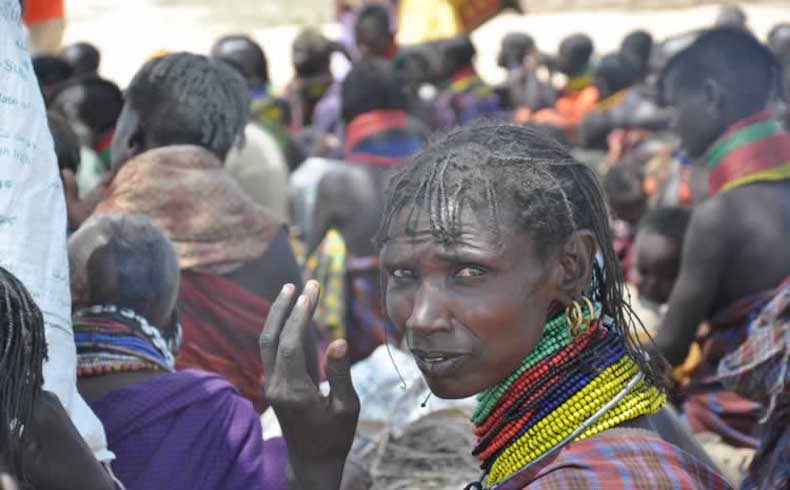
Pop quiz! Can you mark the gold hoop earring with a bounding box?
[565,300,584,337]
[566,297,595,338]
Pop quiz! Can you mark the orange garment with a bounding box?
[528,86,600,143]
[23,0,64,24]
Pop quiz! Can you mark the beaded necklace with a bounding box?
[472,302,666,487]
[74,305,181,377]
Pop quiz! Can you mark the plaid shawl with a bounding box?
[718,277,790,490]
[491,431,730,490]
[681,289,775,449]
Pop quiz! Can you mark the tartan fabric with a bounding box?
[304,229,348,341]
[718,276,790,490]
[491,432,731,490]
[681,289,778,449]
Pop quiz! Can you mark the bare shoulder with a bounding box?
[688,195,733,237]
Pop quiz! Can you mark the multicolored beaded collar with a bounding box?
[707,110,790,195]
[469,301,665,488]
[74,305,182,377]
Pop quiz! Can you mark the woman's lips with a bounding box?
[411,350,471,377]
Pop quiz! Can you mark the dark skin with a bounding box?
[23,391,115,490]
[655,78,790,365]
[310,165,384,257]
[633,230,680,305]
[213,40,268,89]
[262,204,720,487]
[380,207,595,398]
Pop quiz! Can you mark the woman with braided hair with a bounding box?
[0,267,46,488]
[0,267,116,490]
[260,123,729,490]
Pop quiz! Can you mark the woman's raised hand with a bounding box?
[260,281,360,490]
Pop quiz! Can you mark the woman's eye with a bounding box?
[456,266,486,278]
[391,268,416,280]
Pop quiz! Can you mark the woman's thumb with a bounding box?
[324,339,358,409]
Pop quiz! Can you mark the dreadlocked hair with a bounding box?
[0,267,47,486]
[376,123,667,392]
[126,52,250,161]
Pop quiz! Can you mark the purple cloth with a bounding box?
[90,369,287,490]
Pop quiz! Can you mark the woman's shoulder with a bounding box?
[500,430,732,490]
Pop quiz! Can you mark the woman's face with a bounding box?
[380,206,558,399]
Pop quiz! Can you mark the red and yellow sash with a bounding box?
[708,110,790,195]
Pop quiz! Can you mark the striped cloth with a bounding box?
[707,110,790,195]
[719,277,790,490]
[682,290,772,449]
[491,431,731,490]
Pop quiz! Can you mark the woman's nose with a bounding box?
[404,283,451,335]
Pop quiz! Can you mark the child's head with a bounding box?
[354,3,395,59]
[47,111,80,174]
[633,207,692,304]
[603,164,647,227]
[498,32,536,70]
[592,52,640,99]
[59,42,100,76]
[556,34,594,77]
[47,76,123,148]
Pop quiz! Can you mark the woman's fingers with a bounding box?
[324,339,360,416]
[271,281,321,396]
[260,283,296,375]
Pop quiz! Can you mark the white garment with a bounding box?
[0,1,113,462]
[225,123,289,223]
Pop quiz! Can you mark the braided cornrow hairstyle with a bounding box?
[376,123,667,392]
[126,52,250,161]
[0,267,47,486]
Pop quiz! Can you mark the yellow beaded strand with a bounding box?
[487,355,665,485]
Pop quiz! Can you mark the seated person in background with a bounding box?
[47,76,124,205]
[68,214,287,490]
[306,58,426,362]
[92,52,308,412]
[602,163,648,280]
[435,35,503,131]
[655,29,790,481]
[528,34,599,141]
[620,30,653,82]
[31,54,72,98]
[211,34,291,222]
[341,57,428,168]
[354,2,397,60]
[59,42,100,76]
[715,4,748,30]
[498,32,555,112]
[47,111,81,231]
[211,34,291,147]
[0,267,116,490]
[577,52,642,149]
[286,29,340,139]
[630,206,692,340]
[393,46,441,129]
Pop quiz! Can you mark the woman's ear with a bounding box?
[549,230,597,304]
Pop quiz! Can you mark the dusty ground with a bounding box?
[63,1,790,90]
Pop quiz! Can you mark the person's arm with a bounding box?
[23,392,115,490]
[653,199,729,366]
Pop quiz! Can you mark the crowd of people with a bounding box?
[1,0,789,488]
